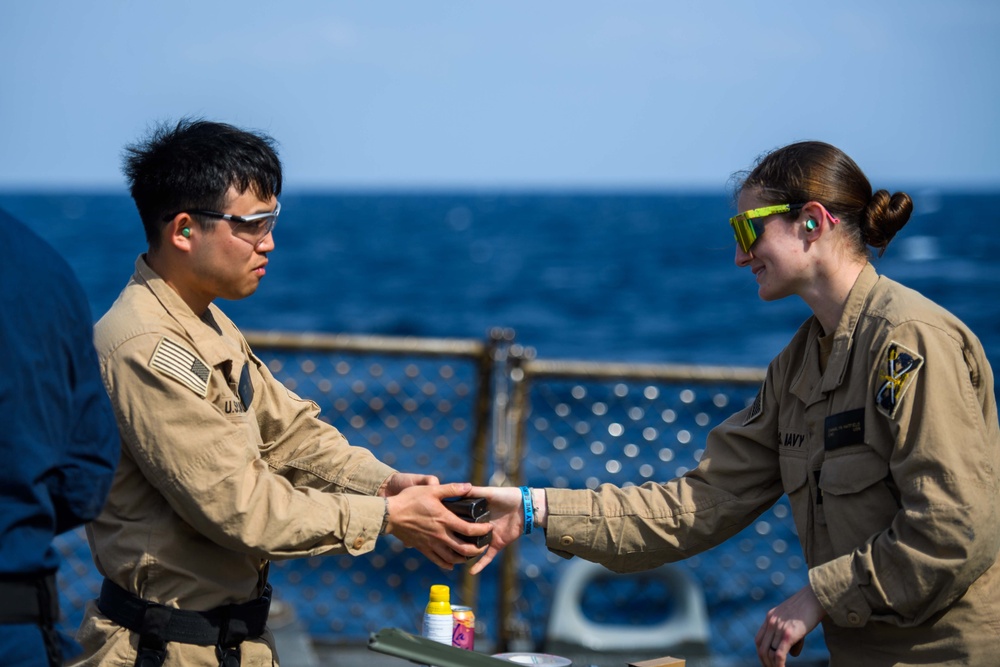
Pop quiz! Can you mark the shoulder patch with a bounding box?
[875,341,923,419]
[149,337,211,398]
[743,381,765,426]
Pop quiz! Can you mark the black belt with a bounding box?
[0,573,62,667]
[98,578,272,667]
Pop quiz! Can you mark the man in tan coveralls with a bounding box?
[74,119,490,666]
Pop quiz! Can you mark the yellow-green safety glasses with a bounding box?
[729,203,803,253]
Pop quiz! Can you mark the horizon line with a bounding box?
[2,181,1000,196]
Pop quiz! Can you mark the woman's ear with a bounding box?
[802,200,840,227]
[800,201,828,238]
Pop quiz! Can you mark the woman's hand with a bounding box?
[754,584,826,667]
[465,486,531,574]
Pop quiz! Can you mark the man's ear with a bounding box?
[164,213,195,251]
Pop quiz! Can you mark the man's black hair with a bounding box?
[122,118,282,248]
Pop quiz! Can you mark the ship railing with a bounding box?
[57,329,803,663]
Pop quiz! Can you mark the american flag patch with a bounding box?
[743,381,765,426]
[149,337,211,397]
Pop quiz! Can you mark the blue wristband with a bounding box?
[520,486,534,535]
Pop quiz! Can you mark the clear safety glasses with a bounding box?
[164,201,281,247]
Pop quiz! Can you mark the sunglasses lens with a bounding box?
[730,217,757,253]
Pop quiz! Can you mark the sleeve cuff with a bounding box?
[343,494,389,555]
[543,487,595,558]
[809,556,871,627]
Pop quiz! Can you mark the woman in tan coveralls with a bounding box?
[472,142,1000,666]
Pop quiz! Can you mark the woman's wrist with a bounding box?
[530,488,548,530]
[517,486,549,533]
[519,486,534,534]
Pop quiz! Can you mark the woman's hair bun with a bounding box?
[861,189,913,256]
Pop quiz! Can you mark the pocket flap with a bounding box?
[819,448,889,495]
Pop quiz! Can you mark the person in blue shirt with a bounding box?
[0,207,120,667]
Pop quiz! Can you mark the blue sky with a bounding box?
[1,1,998,191]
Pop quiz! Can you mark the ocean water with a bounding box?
[3,190,998,662]
[3,190,998,375]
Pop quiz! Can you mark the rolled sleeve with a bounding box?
[542,405,784,573]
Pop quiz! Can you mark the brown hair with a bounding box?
[733,141,913,258]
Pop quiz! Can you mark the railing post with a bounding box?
[497,343,535,652]
[459,328,505,614]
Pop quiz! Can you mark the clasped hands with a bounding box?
[377,477,536,571]
[377,473,492,569]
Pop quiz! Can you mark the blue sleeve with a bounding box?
[0,209,120,574]
[49,281,119,534]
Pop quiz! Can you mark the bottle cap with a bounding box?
[429,584,450,603]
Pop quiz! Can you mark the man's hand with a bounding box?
[379,472,440,497]
[383,482,492,570]
[754,584,825,667]
[465,486,527,575]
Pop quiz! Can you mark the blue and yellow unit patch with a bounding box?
[875,341,923,419]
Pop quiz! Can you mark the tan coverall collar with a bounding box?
[132,255,240,371]
[790,263,880,404]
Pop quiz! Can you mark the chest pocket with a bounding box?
[818,447,899,556]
